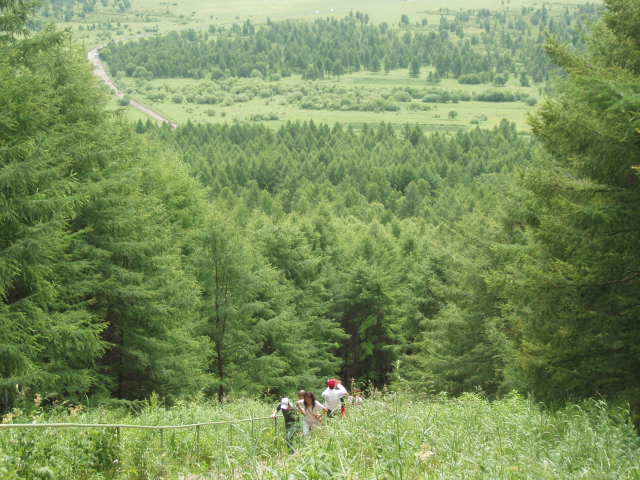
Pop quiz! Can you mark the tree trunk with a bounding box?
[216,340,225,403]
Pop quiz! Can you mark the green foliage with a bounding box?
[409,58,420,78]
[101,7,599,83]
[4,0,640,446]
[38,0,132,22]
[1,0,208,408]
[495,0,640,413]
[1,0,108,408]
[140,120,532,388]
[1,394,639,479]
[396,1,640,419]
[194,210,331,401]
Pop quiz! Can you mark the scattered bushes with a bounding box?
[146,92,166,102]
[476,90,527,102]
[249,113,279,121]
[457,73,484,84]
[116,75,539,116]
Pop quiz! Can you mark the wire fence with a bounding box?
[0,415,279,450]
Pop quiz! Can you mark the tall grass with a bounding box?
[1,392,638,479]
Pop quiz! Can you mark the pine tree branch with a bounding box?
[606,228,640,236]
[591,271,640,287]
[549,271,640,289]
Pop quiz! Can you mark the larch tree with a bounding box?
[499,0,640,412]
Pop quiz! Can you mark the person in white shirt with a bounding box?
[321,378,348,417]
[297,391,327,435]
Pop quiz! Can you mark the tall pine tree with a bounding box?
[499,0,640,412]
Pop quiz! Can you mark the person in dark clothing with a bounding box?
[272,397,299,452]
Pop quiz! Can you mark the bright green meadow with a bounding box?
[59,0,599,131]
[117,71,538,131]
[68,0,603,45]
[1,394,639,479]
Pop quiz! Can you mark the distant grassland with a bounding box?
[68,0,601,50]
[125,0,601,26]
[1,393,638,479]
[65,0,598,130]
[117,70,539,131]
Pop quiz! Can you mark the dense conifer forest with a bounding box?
[102,6,600,83]
[1,0,639,436]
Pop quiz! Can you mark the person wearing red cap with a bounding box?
[322,378,348,417]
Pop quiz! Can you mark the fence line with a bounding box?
[0,415,275,431]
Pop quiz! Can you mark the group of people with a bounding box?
[271,378,350,452]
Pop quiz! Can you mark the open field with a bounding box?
[89,0,604,30]
[106,95,156,123]
[65,0,601,50]
[1,393,638,479]
[131,0,534,25]
[126,90,534,132]
[113,70,539,131]
[62,0,598,129]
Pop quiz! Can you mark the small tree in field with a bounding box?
[409,59,420,78]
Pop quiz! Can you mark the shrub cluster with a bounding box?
[125,76,538,112]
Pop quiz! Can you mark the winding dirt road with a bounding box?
[88,46,177,129]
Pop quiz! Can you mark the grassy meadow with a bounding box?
[1,393,638,479]
[68,0,603,45]
[115,70,540,131]
[64,0,599,131]
[59,0,599,131]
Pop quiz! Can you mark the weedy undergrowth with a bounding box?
[1,393,639,479]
